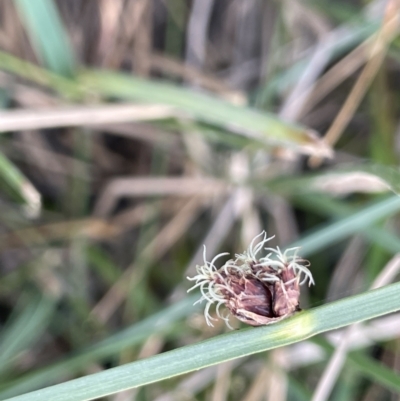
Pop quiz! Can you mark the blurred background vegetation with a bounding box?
[1,0,400,400]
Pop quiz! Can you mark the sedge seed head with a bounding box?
[187,231,314,328]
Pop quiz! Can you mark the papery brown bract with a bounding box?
[214,265,301,326]
[271,266,301,318]
[215,270,277,326]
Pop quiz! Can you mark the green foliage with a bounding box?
[0,2,400,401]
[5,283,400,401]
[15,0,75,76]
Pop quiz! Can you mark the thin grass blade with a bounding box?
[5,282,400,401]
[14,0,75,76]
[78,70,332,157]
[0,151,41,217]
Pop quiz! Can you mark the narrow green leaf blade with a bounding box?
[291,195,400,256]
[0,51,82,99]
[78,70,332,157]
[0,151,41,217]
[0,295,198,399]
[5,282,400,401]
[14,0,75,76]
[0,295,55,374]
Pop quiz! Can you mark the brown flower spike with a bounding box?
[187,232,314,328]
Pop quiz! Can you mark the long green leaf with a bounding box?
[0,295,198,399]
[292,193,400,255]
[0,151,41,217]
[290,195,400,256]
[0,51,330,157]
[0,51,82,99]
[14,0,75,76]
[0,295,55,375]
[2,196,399,397]
[5,282,400,401]
[78,70,331,157]
[296,195,400,254]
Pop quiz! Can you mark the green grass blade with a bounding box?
[0,51,330,157]
[349,352,400,393]
[0,295,198,399]
[291,195,400,256]
[0,295,55,374]
[2,197,399,397]
[0,151,41,217]
[0,51,82,99]
[292,193,400,255]
[14,0,75,76]
[5,282,400,401]
[78,70,331,157]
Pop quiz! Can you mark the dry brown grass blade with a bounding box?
[131,0,152,76]
[93,177,229,217]
[300,38,372,118]
[279,42,333,122]
[97,0,124,67]
[242,364,269,401]
[99,0,147,69]
[308,0,400,168]
[185,0,215,71]
[0,104,178,133]
[311,253,400,401]
[0,219,121,251]
[312,171,389,196]
[266,349,288,401]
[211,361,235,401]
[111,200,191,232]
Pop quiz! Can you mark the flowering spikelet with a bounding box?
[187,231,314,328]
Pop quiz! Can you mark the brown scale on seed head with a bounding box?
[187,231,314,329]
[214,268,275,326]
[271,265,301,318]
